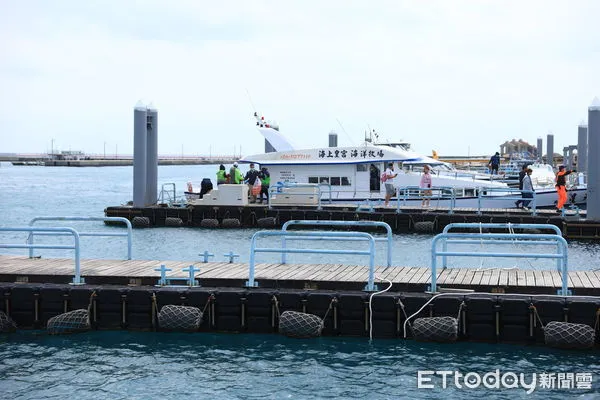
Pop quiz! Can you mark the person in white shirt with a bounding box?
[384,162,398,206]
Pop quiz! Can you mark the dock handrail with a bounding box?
[477,187,537,215]
[158,183,177,204]
[430,230,569,295]
[247,230,377,291]
[280,220,393,267]
[395,186,456,214]
[441,223,563,270]
[28,216,133,260]
[0,227,83,284]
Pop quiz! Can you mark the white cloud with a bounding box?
[0,0,598,157]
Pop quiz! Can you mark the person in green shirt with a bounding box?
[216,164,228,185]
[229,162,244,184]
[258,166,270,204]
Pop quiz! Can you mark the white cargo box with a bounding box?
[270,186,320,206]
[190,184,249,206]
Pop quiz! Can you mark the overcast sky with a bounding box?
[1,0,599,158]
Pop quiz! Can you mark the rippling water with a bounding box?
[1,331,599,399]
[1,165,600,398]
[0,164,599,269]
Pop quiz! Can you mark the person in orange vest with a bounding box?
[555,165,575,212]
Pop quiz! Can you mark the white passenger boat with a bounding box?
[192,114,587,209]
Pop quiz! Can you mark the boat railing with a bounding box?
[27,216,133,260]
[430,225,569,295]
[280,220,392,267]
[477,187,537,215]
[268,182,332,209]
[246,230,377,291]
[395,186,457,214]
[0,226,84,284]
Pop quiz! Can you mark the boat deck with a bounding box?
[2,255,599,295]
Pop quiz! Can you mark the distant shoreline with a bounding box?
[5,158,239,167]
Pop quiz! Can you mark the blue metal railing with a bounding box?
[430,229,569,295]
[477,187,537,215]
[280,220,393,267]
[247,230,377,291]
[0,227,83,284]
[395,186,456,214]
[441,223,562,270]
[28,216,133,260]
[268,182,332,209]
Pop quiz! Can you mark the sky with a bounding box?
[1,0,599,158]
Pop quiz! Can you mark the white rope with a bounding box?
[476,222,521,272]
[369,276,393,341]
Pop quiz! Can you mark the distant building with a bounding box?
[499,139,537,159]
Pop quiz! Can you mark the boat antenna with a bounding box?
[336,118,355,145]
[245,88,257,113]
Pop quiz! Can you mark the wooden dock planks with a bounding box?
[0,255,599,294]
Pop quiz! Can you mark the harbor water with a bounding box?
[1,164,599,399]
[0,164,599,269]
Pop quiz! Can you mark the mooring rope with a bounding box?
[529,304,545,329]
[368,276,393,341]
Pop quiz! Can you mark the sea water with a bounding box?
[0,165,599,399]
[0,164,599,268]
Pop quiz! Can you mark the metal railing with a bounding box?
[28,216,133,260]
[0,227,83,284]
[158,183,177,204]
[477,187,537,215]
[430,227,569,295]
[441,223,563,270]
[247,230,377,291]
[395,186,457,214]
[281,220,393,267]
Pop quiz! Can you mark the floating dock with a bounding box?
[0,256,598,345]
[105,204,600,240]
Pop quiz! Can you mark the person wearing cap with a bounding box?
[555,165,575,212]
[384,162,398,207]
[229,162,243,184]
[244,163,261,203]
[488,152,501,175]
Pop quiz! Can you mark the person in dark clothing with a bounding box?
[488,152,501,175]
[515,164,529,208]
[244,163,261,203]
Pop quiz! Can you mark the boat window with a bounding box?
[320,177,329,184]
[356,164,368,172]
[341,177,351,186]
[330,177,341,186]
[308,177,318,184]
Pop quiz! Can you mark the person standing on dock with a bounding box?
[488,152,501,175]
[521,168,534,210]
[555,165,574,212]
[258,166,270,204]
[383,162,398,207]
[230,162,243,184]
[515,164,529,208]
[216,164,228,185]
[420,165,432,208]
[244,163,261,203]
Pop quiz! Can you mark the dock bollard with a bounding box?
[199,250,214,263]
[224,251,240,263]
